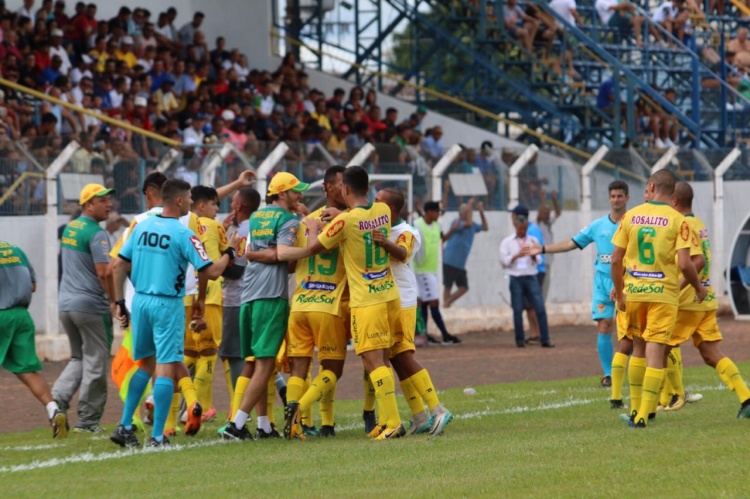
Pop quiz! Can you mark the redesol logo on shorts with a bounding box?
[326,220,345,237]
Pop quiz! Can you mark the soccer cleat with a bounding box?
[302,425,320,437]
[219,422,251,441]
[320,425,336,437]
[110,424,140,448]
[367,425,386,439]
[375,423,406,440]
[619,413,646,428]
[51,409,68,439]
[685,391,703,403]
[201,407,218,422]
[283,402,301,440]
[73,424,104,433]
[737,399,750,419]
[363,410,377,435]
[441,334,462,345]
[255,427,283,439]
[184,401,203,436]
[145,436,171,448]
[600,376,612,388]
[664,395,686,412]
[144,396,154,425]
[429,409,453,436]
[610,399,624,410]
[408,414,433,436]
[268,424,281,438]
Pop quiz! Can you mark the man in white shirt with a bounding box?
[499,205,554,348]
[595,0,645,46]
[50,29,73,75]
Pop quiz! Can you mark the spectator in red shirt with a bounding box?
[0,30,23,62]
[125,95,152,131]
[69,3,96,51]
[362,104,384,135]
[53,1,71,32]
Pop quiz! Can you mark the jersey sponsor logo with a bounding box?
[368,280,395,294]
[597,303,606,312]
[628,268,665,279]
[189,236,209,261]
[254,210,280,219]
[259,221,271,228]
[326,220,345,238]
[252,228,274,238]
[599,254,612,264]
[680,221,690,241]
[702,280,712,287]
[61,236,78,247]
[197,224,206,235]
[301,281,337,292]
[626,282,664,294]
[0,255,21,265]
[237,237,247,257]
[295,293,335,304]
[699,228,708,239]
[362,269,389,280]
[138,231,172,249]
[630,215,669,226]
[358,215,389,231]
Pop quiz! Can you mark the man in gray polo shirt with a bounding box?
[52,183,116,433]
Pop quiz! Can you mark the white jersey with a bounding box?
[390,221,422,308]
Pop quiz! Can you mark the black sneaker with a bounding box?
[145,435,171,448]
[320,425,336,437]
[111,424,140,448]
[269,424,281,438]
[220,422,251,441]
[255,427,282,439]
[363,410,377,434]
[442,334,462,345]
[427,335,441,345]
[541,342,555,348]
[283,402,301,440]
[600,376,612,388]
[610,399,624,409]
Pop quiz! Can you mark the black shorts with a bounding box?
[443,264,468,289]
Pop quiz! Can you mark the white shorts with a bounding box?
[416,272,440,302]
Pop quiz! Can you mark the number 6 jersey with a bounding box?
[611,200,690,305]
[317,202,400,308]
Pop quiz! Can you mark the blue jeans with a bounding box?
[509,275,550,346]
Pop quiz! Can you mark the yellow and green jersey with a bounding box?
[678,214,717,311]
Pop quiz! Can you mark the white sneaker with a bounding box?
[655,138,667,149]
[664,138,676,148]
[685,390,703,403]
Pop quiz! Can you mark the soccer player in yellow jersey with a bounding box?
[188,186,229,422]
[611,170,707,428]
[374,188,453,436]
[305,166,406,439]
[664,182,750,418]
[283,165,349,439]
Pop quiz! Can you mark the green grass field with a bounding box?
[2,363,749,497]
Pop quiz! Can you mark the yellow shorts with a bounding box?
[390,306,417,358]
[615,309,633,342]
[620,301,677,344]
[286,311,347,361]
[350,298,401,356]
[670,309,722,347]
[184,304,223,351]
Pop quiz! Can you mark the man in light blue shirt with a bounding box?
[442,199,488,309]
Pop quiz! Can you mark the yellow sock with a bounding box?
[716,357,750,404]
[301,374,312,427]
[400,377,425,416]
[628,357,647,418]
[363,370,376,412]
[164,393,180,432]
[195,355,217,409]
[411,368,440,411]
[232,376,251,419]
[267,375,277,426]
[319,382,336,427]
[184,355,197,373]
[666,349,684,398]
[286,376,306,403]
[659,375,672,407]
[223,359,234,414]
[177,377,198,408]
[300,370,338,414]
[610,352,628,401]
[369,366,401,429]
[637,367,664,424]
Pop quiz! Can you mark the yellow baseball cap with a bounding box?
[267,172,310,196]
[79,183,116,205]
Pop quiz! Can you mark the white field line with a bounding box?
[0,383,731,474]
[0,444,62,451]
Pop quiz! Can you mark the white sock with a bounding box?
[233,409,249,428]
[430,404,446,416]
[257,415,271,433]
[46,401,59,419]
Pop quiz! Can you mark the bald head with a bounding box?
[672,181,693,209]
[649,169,676,196]
[380,188,405,213]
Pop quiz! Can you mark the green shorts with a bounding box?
[239,298,289,359]
[0,307,42,374]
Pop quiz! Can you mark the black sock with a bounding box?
[421,303,429,330]
[430,305,450,338]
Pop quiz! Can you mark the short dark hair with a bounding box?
[161,179,191,203]
[142,171,167,193]
[673,181,693,208]
[194,11,204,18]
[238,186,261,215]
[324,165,346,185]
[190,185,218,206]
[41,112,58,124]
[608,180,629,195]
[423,201,440,213]
[343,165,369,196]
[386,107,397,115]
[650,169,676,196]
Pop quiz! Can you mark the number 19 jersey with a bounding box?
[317,202,399,308]
[611,201,690,305]
[292,206,347,315]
